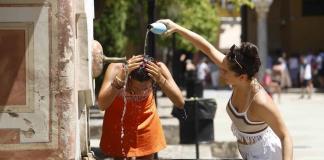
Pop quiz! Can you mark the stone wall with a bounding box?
[0,0,94,159]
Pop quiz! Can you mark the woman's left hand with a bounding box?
[156,19,178,37]
[146,61,185,108]
[145,61,165,84]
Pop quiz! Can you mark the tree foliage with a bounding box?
[94,0,253,57]
[156,0,219,53]
[93,0,253,94]
[94,0,130,57]
[228,0,255,11]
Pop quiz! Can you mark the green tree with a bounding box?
[94,0,130,57]
[93,0,254,94]
[156,0,219,53]
[94,0,254,56]
[229,0,254,11]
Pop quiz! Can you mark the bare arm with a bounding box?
[146,61,185,108]
[254,94,293,160]
[97,63,123,111]
[157,19,226,68]
[98,55,143,111]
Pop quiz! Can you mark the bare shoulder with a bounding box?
[255,90,272,105]
[251,89,279,120]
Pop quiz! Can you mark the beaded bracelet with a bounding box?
[111,80,123,89]
[115,76,125,84]
[111,76,125,89]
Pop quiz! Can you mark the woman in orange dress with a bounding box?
[98,55,185,159]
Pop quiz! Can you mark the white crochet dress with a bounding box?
[231,123,282,160]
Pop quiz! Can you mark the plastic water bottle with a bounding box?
[147,22,167,35]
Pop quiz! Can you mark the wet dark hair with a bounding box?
[129,55,155,82]
[226,42,261,80]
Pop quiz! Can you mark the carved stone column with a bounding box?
[253,0,273,78]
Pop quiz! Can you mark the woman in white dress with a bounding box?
[157,19,293,160]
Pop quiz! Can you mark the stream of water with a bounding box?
[119,29,150,158]
[143,29,149,56]
[120,64,129,156]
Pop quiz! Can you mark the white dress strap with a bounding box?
[243,86,263,113]
[242,88,265,125]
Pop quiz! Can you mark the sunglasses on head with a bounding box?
[228,44,244,69]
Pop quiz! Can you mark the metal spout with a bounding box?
[102,56,127,64]
[92,40,128,78]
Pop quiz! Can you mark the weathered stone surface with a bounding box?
[0,0,80,159]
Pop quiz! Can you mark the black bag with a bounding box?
[172,98,216,120]
[171,98,217,144]
[171,107,188,121]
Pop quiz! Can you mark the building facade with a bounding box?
[243,0,324,55]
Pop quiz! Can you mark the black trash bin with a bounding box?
[172,98,217,144]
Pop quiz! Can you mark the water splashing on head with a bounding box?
[120,55,156,156]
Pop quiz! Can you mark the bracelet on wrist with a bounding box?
[111,76,125,90]
[111,80,123,90]
[115,75,125,84]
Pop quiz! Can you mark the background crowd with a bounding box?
[172,49,324,100]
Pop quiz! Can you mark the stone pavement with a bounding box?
[90,89,324,159]
[156,90,239,159]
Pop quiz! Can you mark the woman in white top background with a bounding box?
[299,56,313,99]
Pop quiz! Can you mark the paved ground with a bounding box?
[90,89,324,159]
[156,89,324,159]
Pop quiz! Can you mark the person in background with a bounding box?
[288,54,299,87]
[191,56,209,97]
[196,57,210,87]
[178,52,187,89]
[184,59,198,98]
[280,53,292,89]
[299,56,313,99]
[271,58,284,90]
[262,69,281,103]
[317,50,324,88]
[208,60,219,89]
[157,19,293,160]
[98,55,185,159]
[274,56,291,89]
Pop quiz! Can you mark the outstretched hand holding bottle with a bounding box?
[155,19,226,67]
[155,19,179,36]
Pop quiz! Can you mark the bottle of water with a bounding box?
[147,22,167,35]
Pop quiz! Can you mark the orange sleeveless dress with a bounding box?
[100,90,166,157]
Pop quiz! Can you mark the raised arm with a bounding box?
[157,19,226,68]
[254,95,293,160]
[98,55,143,111]
[97,63,123,111]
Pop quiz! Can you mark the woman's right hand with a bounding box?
[117,55,143,80]
[156,19,179,36]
